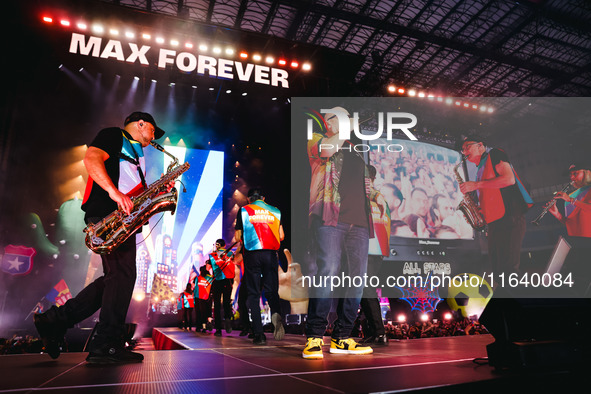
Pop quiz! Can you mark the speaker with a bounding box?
[480,291,591,370]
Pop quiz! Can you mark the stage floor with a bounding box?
[0,329,585,393]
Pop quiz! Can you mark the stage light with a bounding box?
[302,62,312,71]
[225,48,235,56]
[79,68,84,72]
[387,85,396,93]
[487,107,494,113]
[134,76,140,80]
[212,47,222,54]
[397,314,406,322]
[42,16,53,23]
[92,24,104,34]
[242,92,247,96]
[77,22,87,30]
[226,90,231,93]
[437,97,443,102]
[265,56,274,64]
[463,103,469,108]
[125,31,135,39]
[408,89,416,96]
[253,54,262,61]
[480,105,487,112]
[444,312,453,320]
[60,20,70,27]
[472,104,478,109]
[209,87,214,90]
[171,39,179,46]
[397,88,405,94]
[156,37,165,44]
[278,59,287,66]
[192,85,197,89]
[272,97,277,100]
[151,79,157,83]
[445,98,453,104]
[199,44,208,51]
[290,61,299,68]
[455,101,461,106]
[109,29,119,36]
[142,33,151,40]
[185,42,193,49]
[239,52,248,59]
[418,92,425,98]
[420,313,429,322]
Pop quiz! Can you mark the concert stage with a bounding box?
[0,329,587,393]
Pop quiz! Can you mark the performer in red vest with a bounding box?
[180,283,195,331]
[207,239,235,336]
[235,188,285,345]
[459,135,532,275]
[193,265,213,333]
[548,163,591,238]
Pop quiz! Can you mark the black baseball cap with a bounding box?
[565,162,590,174]
[124,111,165,139]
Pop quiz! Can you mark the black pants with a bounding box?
[211,278,233,330]
[182,308,193,329]
[194,298,211,328]
[487,213,526,275]
[243,250,281,336]
[238,278,251,331]
[360,255,385,337]
[49,235,137,349]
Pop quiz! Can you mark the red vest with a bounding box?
[196,275,213,300]
[479,154,505,224]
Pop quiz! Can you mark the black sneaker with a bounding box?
[34,313,66,359]
[239,329,251,337]
[86,345,144,365]
[224,319,232,334]
[253,334,267,345]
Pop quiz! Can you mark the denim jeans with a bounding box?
[305,221,369,339]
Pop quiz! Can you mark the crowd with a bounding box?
[0,335,43,355]
[369,140,473,239]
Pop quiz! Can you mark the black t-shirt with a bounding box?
[338,148,368,228]
[487,148,528,217]
[81,127,145,222]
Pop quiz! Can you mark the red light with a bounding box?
[239,52,248,59]
[278,59,287,66]
[397,88,405,94]
[290,61,299,68]
[42,16,53,23]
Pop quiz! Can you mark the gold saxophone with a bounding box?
[84,141,190,254]
[453,157,486,230]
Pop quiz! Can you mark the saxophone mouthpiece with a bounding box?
[150,141,164,151]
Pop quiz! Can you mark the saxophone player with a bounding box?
[458,136,533,275]
[547,163,591,237]
[34,112,168,364]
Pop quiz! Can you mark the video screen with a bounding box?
[368,138,474,240]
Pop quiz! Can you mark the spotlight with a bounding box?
[420,313,429,322]
[142,33,151,40]
[408,89,416,96]
[212,47,222,54]
[387,85,396,93]
[397,88,405,94]
[42,16,53,23]
[242,92,247,96]
[239,52,248,59]
[185,42,193,49]
[171,39,179,46]
[302,62,312,71]
[445,98,453,105]
[109,29,119,36]
[77,22,87,30]
[265,56,274,64]
[60,20,70,27]
[199,44,208,51]
[290,61,299,68]
[225,48,235,56]
[444,312,453,320]
[253,54,262,61]
[397,314,406,323]
[226,90,231,93]
[125,31,135,39]
[156,37,165,44]
[92,24,104,34]
[278,59,287,66]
